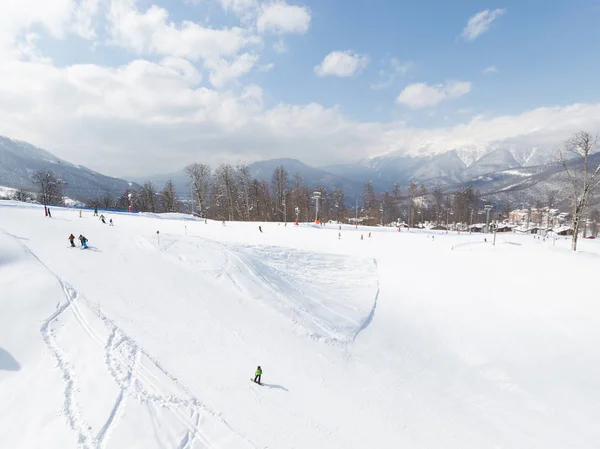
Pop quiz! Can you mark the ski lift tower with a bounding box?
[484,204,493,233]
[312,191,322,224]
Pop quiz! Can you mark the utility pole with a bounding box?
[484,204,493,233]
[190,181,194,216]
[283,199,287,224]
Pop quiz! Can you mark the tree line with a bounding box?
[20,130,600,250]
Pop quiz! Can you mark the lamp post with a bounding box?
[312,191,322,223]
[484,204,493,233]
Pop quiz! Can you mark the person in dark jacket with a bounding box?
[68,234,76,247]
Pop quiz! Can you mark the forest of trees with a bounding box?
[21,149,598,234]
[79,162,492,227]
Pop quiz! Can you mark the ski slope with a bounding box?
[1,202,599,449]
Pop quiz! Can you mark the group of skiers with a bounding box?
[68,233,88,249]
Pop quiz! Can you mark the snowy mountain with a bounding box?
[0,136,136,201]
[0,133,574,206]
[2,202,600,448]
[248,158,363,196]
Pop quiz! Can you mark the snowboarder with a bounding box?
[109,218,114,226]
[93,208,98,216]
[254,366,262,384]
[258,225,263,233]
[68,234,76,247]
[47,208,52,218]
[79,235,89,249]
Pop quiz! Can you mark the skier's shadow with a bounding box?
[0,348,20,371]
[262,383,289,392]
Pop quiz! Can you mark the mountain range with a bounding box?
[0,134,594,208]
[0,136,138,200]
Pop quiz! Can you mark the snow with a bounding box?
[501,169,533,177]
[1,201,600,449]
[0,186,17,198]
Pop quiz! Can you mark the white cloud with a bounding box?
[256,1,311,35]
[482,65,498,74]
[0,1,598,179]
[273,39,288,53]
[396,81,472,109]
[218,0,258,15]
[1,51,600,177]
[461,9,505,41]
[108,0,259,61]
[314,51,369,77]
[205,53,260,88]
[370,58,413,90]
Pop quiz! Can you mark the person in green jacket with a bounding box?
[254,366,262,384]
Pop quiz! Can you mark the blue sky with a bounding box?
[0,0,599,176]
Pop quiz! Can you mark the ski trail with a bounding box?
[95,346,140,448]
[40,296,95,449]
[3,230,256,449]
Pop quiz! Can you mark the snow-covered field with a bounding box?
[1,201,599,449]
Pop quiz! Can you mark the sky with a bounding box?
[0,0,600,177]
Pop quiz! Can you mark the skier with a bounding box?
[109,218,114,226]
[47,208,52,218]
[360,234,363,240]
[79,235,89,249]
[100,214,106,224]
[79,210,82,218]
[368,232,371,238]
[68,234,76,247]
[254,366,262,384]
[258,225,263,233]
[93,208,98,216]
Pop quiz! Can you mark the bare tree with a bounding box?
[139,182,158,212]
[12,188,30,202]
[432,186,444,224]
[32,170,64,211]
[161,179,179,213]
[100,191,114,209]
[331,188,345,223]
[213,164,237,221]
[407,181,418,226]
[558,131,600,251]
[544,189,557,231]
[271,165,289,222]
[186,163,211,216]
[236,164,252,221]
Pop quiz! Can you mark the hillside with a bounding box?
[0,136,136,201]
[1,202,600,448]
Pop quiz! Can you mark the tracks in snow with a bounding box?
[4,231,254,449]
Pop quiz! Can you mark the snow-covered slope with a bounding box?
[1,202,600,448]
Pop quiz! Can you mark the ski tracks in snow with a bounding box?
[4,232,254,449]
